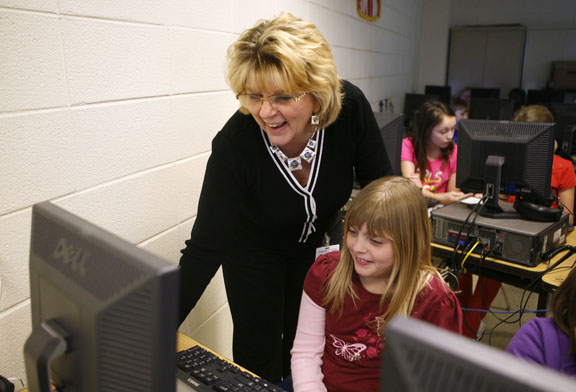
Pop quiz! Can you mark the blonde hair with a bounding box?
[226,13,342,129]
[323,176,441,333]
[513,105,555,123]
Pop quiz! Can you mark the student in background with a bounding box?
[506,266,576,378]
[401,100,494,340]
[290,176,462,392]
[177,13,391,382]
[457,86,472,104]
[508,87,527,114]
[513,105,575,225]
[450,98,469,144]
[400,100,469,204]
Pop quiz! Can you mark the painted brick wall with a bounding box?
[0,0,424,385]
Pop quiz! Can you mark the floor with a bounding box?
[470,282,540,350]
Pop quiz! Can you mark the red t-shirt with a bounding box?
[507,155,576,207]
[303,252,462,392]
[551,154,576,207]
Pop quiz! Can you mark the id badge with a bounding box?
[316,244,340,259]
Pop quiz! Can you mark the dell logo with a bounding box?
[53,237,89,277]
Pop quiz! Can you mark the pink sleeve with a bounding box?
[290,292,327,392]
[401,137,415,162]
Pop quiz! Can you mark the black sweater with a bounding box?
[181,80,392,263]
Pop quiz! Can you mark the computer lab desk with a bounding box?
[432,229,576,316]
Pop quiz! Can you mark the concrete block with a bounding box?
[169,92,237,156]
[55,164,184,244]
[62,18,170,104]
[0,0,58,13]
[139,224,182,265]
[175,155,209,223]
[230,1,275,34]
[0,209,31,312]
[0,10,68,112]
[0,302,31,386]
[59,0,165,25]
[165,0,233,31]
[168,29,234,94]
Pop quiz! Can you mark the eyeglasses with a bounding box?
[236,92,308,110]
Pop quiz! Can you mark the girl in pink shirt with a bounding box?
[290,176,462,392]
[401,100,469,204]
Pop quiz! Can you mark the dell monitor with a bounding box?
[381,316,576,392]
[456,119,556,220]
[469,98,515,121]
[550,103,576,158]
[374,112,405,175]
[403,93,438,129]
[470,87,500,99]
[24,201,180,392]
[424,85,452,105]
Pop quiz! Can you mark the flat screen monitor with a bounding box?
[469,98,515,121]
[380,316,576,392]
[374,112,405,176]
[456,119,555,219]
[470,87,500,99]
[24,201,180,392]
[550,103,576,158]
[424,85,451,105]
[403,93,438,129]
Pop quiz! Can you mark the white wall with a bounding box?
[0,0,425,386]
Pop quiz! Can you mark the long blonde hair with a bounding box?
[226,13,342,129]
[323,176,440,331]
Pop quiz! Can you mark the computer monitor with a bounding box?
[424,85,451,105]
[24,201,180,392]
[403,93,438,129]
[470,87,500,99]
[456,119,556,220]
[549,103,576,158]
[469,98,515,121]
[380,316,576,392]
[374,112,405,176]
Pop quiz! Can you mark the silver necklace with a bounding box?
[270,134,317,171]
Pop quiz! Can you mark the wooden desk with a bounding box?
[432,228,576,315]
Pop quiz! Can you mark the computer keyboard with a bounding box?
[176,345,286,392]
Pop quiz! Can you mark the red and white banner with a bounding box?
[358,0,381,21]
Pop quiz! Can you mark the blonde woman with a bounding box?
[178,13,391,382]
[291,177,462,392]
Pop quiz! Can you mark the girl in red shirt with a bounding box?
[290,176,462,392]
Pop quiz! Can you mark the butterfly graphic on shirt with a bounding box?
[329,334,367,362]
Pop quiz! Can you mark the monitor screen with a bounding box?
[380,316,576,392]
[424,85,452,105]
[374,112,405,176]
[24,201,180,392]
[469,98,515,121]
[550,103,576,158]
[403,93,438,129]
[470,87,500,99]
[456,119,555,219]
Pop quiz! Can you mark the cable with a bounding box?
[460,240,481,270]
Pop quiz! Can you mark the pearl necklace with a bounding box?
[270,134,317,172]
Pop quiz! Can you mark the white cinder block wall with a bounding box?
[0,0,425,385]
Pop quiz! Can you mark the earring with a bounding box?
[311,115,319,125]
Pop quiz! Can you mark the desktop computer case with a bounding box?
[431,203,570,267]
